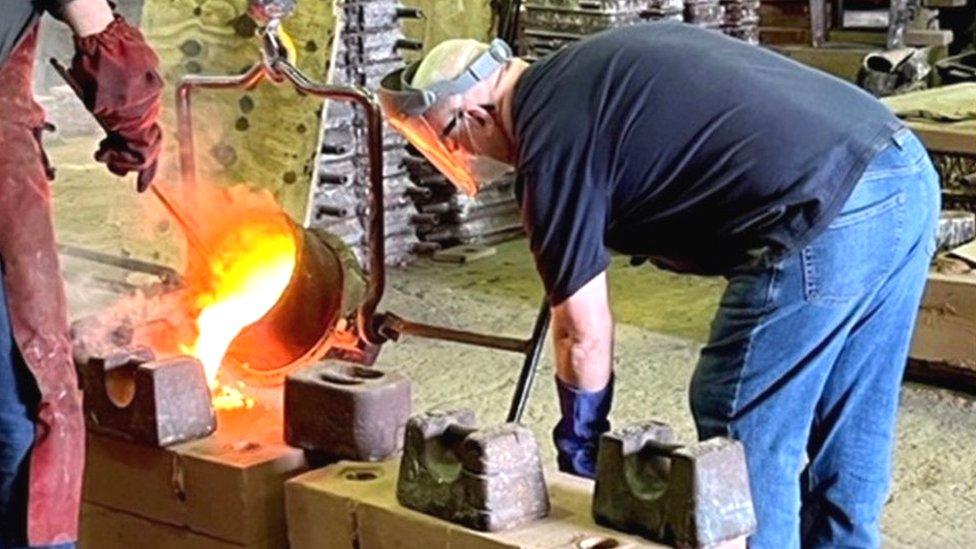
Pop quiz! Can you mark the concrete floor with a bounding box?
[47,135,976,547]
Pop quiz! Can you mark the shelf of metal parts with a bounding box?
[311,214,366,243]
[312,211,430,249]
[348,238,429,268]
[340,32,419,57]
[722,26,760,43]
[418,202,521,233]
[640,12,685,22]
[312,175,416,211]
[522,29,586,50]
[340,29,407,51]
[722,12,760,26]
[524,0,652,12]
[418,185,517,215]
[319,147,405,177]
[341,2,424,33]
[720,0,760,7]
[522,5,644,35]
[684,3,726,20]
[333,55,404,78]
[331,49,399,77]
[438,199,521,225]
[318,150,405,181]
[421,217,525,245]
[334,61,408,91]
[321,123,407,156]
[312,185,367,217]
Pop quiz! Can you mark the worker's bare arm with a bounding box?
[58,0,115,37]
[550,271,614,391]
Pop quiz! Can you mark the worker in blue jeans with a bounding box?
[379,22,940,547]
[690,129,939,546]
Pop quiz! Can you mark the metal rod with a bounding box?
[150,185,212,258]
[270,60,387,345]
[506,299,551,423]
[378,313,529,354]
[176,63,267,207]
[58,243,181,283]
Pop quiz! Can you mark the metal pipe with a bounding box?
[378,313,529,354]
[176,63,267,205]
[270,60,387,345]
[57,243,181,284]
[506,299,551,423]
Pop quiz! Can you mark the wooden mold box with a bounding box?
[80,403,307,548]
[285,459,669,549]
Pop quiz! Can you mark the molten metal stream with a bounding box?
[176,186,300,410]
[191,222,297,381]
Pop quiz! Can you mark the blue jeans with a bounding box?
[0,278,70,549]
[690,128,940,548]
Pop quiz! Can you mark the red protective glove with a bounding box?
[69,15,163,191]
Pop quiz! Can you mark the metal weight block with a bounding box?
[593,422,756,548]
[397,410,550,532]
[284,361,411,462]
[79,348,216,447]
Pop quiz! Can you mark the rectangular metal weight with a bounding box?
[284,361,411,461]
[396,409,550,532]
[593,421,756,548]
[78,348,216,447]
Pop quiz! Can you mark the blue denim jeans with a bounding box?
[0,278,71,549]
[690,128,940,548]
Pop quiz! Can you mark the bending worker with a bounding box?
[379,23,939,547]
[1,1,162,546]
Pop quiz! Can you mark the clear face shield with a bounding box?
[377,39,513,196]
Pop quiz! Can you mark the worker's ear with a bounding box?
[463,105,495,128]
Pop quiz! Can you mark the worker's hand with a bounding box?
[69,15,163,191]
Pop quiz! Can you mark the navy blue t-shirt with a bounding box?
[513,23,903,304]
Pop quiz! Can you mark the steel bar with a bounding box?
[176,63,267,206]
[58,243,181,283]
[506,299,551,423]
[378,312,529,354]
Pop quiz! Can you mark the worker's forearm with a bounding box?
[551,311,613,391]
[59,0,115,38]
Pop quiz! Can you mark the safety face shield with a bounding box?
[377,39,513,196]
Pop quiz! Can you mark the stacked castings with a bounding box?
[720,0,760,44]
[641,0,685,23]
[312,0,430,266]
[683,0,725,30]
[403,151,525,249]
[519,0,657,62]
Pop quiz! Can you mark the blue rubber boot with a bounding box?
[552,375,614,479]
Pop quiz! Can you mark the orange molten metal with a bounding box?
[172,184,356,410]
[179,186,299,409]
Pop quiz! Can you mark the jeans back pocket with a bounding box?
[802,189,905,305]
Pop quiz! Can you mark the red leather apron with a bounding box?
[0,24,84,545]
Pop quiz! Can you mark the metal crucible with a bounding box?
[222,224,366,385]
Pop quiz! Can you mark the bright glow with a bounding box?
[189,221,297,391]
